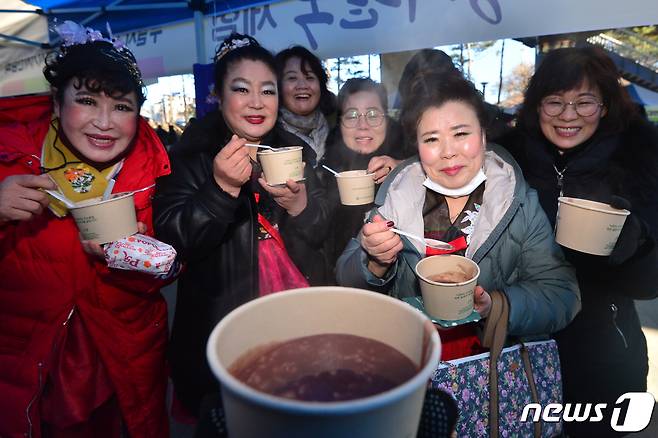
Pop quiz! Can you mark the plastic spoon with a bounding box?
[128,183,155,195]
[323,165,375,178]
[101,178,116,201]
[390,228,453,251]
[104,184,156,200]
[245,143,275,150]
[321,164,340,176]
[43,189,76,208]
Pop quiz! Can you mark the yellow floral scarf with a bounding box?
[42,118,122,217]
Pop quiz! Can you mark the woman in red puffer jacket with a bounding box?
[0,21,171,438]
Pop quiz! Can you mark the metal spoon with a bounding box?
[390,228,453,251]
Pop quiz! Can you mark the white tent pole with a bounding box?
[194,9,206,64]
[0,9,41,13]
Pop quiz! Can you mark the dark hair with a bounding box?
[398,49,462,105]
[213,33,277,97]
[337,78,388,116]
[275,45,335,115]
[400,73,489,143]
[44,40,145,106]
[517,46,637,135]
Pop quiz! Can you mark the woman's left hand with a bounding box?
[474,285,492,318]
[80,221,148,260]
[367,155,401,184]
[258,178,307,217]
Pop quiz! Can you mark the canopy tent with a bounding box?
[1,0,283,96]
[2,0,658,97]
[627,83,658,107]
[0,0,49,95]
[22,1,279,35]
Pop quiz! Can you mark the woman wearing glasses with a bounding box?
[317,78,409,283]
[500,47,658,437]
[336,73,579,361]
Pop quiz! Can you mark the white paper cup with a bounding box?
[258,146,304,186]
[336,170,375,205]
[556,197,630,256]
[206,287,440,438]
[415,255,480,321]
[69,192,138,244]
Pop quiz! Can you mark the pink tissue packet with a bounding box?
[104,233,177,275]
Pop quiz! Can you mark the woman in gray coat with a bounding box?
[336,74,580,356]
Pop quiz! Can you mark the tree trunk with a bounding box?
[497,40,505,104]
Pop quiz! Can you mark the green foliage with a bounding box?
[603,26,658,70]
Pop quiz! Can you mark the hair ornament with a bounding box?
[214,36,254,62]
[50,20,144,90]
[54,20,124,51]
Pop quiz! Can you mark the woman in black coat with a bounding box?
[317,78,411,284]
[499,46,658,437]
[153,33,329,424]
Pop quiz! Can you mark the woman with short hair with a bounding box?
[0,21,170,437]
[336,73,580,360]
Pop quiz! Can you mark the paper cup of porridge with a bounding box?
[69,192,138,244]
[206,287,440,438]
[556,197,630,256]
[258,146,304,186]
[415,255,480,321]
[336,170,375,205]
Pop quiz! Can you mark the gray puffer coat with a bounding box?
[336,144,580,337]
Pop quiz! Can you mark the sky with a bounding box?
[142,74,195,120]
[453,39,536,103]
[140,38,536,118]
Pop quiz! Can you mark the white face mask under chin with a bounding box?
[423,168,487,198]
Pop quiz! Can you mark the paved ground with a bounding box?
[163,284,658,437]
[630,297,658,437]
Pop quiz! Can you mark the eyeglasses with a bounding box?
[540,97,604,117]
[341,109,385,128]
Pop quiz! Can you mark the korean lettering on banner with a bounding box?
[294,0,417,50]
[211,5,278,43]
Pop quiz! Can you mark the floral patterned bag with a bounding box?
[429,291,563,437]
[430,340,562,437]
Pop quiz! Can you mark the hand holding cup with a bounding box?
[0,174,56,223]
[608,195,650,265]
[259,178,308,217]
[80,221,148,260]
[473,285,492,318]
[367,155,400,185]
[213,135,252,198]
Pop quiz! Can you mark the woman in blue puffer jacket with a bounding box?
[336,73,580,353]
